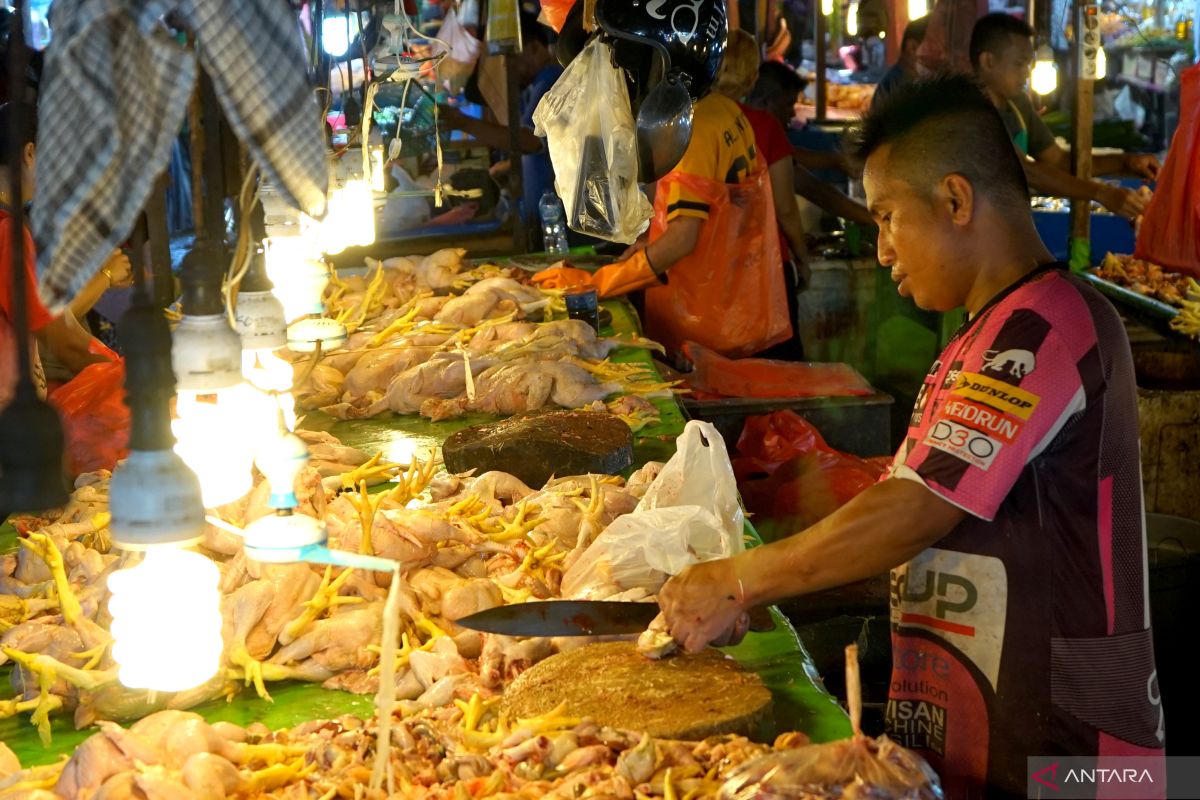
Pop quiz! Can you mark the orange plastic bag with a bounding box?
[538,0,577,32]
[643,169,791,358]
[732,411,888,539]
[682,341,873,399]
[1134,64,1200,277]
[48,357,129,477]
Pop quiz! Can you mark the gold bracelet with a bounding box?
[102,268,114,284]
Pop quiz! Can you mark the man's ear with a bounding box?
[977,51,996,74]
[22,142,34,169]
[941,173,975,226]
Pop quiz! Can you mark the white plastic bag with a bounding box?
[531,37,652,244]
[562,421,745,599]
[436,9,483,94]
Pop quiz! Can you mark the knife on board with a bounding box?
[455,600,775,638]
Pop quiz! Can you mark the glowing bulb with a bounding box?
[907,0,926,22]
[108,547,223,692]
[847,1,859,35]
[370,148,386,193]
[822,0,834,17]
[322,179,376,254]
[172,387,256,508]
[266,237,332,324]
[1095,47,1106,79]
[1031,46,1058,95]
[243,349,298,432]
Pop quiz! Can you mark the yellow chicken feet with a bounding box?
[281,566,363,644]
[1,648,73,745]
[227,644,278,702]
[244,758,318,792]
[338,452,405,491]
[346,481,387,556]
[70,641,110,671]
[454,692,501,733]
[0,596,57,632]
[482,500,546,542]
[19,533,82,626]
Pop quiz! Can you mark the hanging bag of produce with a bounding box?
[435,8,484,94]
[532,36,653,243]
[642,168,791,358]
[1134,63,1200,278]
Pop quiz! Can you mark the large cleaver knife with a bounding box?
[455,600,774,638]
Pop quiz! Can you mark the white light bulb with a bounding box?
[243,349,298,433]
[172,387,256,508]
[847,1,859,35]
[1095,47,1106,79]
[322,179,376,255]
[1031,54,1058,95]
[907,0,926,22]
[822,0,834,17]
[266,238,332,325]
[108,547,223,692]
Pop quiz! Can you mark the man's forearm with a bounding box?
[1092,153,1128,176]
[736,477,965,607]
[68,272,109,320]
[452,117,543,154]
[793,165,873,226]
[643,216,702,275]
[1022,158,1101,203]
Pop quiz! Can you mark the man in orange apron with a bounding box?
[534,88,790,359]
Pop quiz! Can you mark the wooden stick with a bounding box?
[845,643,862,738]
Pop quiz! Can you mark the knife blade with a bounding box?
[454,600,776,638]
[455,600,660,637]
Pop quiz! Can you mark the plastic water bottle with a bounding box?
[538,190,570,256]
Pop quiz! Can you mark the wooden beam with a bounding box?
[1069,19,1095,270]
[816,1,828,120]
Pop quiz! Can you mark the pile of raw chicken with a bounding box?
[0,426,667,745]
[295,250,670,426]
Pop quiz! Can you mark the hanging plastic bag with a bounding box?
[532,37,652,243]
[561,421,744,599]
[1134,64,1200,277]
[48,353,129,478]
[643,169,791,358]
[538,0,577,32]
[435,8,484,95]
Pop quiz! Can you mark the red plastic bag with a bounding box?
[538,0,577,32]
[733,411,888,539]
[1134,64,1200,277]
[48,357,129,477]
[682,341,873,399]
[643,169,791,358]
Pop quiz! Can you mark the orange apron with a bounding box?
[644,167,791,358]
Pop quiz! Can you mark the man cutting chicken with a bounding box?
[658,75,1165,799]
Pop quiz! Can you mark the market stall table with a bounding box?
[0,293,852,768]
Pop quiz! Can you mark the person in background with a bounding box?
[657,75,1164,797]
[438,14,561,233]
[40,250,132,388]
[0,104,110,409]
[746,62,875,227]
[870,15,929,110]
[970,13,1159,220]
[714,30,809,359]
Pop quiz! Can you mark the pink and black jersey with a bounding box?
[885,266,1164,798]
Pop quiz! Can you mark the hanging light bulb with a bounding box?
[237,211,298,433]
[907,0,927,22]
[263,234,349,354]
[1031,44,1058,95]
[108,276,220,694]
[1095,46,1107,79]
[846,1,859,35]
[321,179,376,254]
[172,239,255,508]
[822,0,834,17]
[108,548,223,691]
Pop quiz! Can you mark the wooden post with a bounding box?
[505,54,526,254]
[1069,0,1095,272]
[816,1,828,120]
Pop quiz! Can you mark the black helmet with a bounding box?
[594,0,728,101]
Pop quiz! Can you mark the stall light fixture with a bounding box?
[321,179,376,255]
[1095,47,1107,79]
[172,238,255,508]
[1031,44,1058,95]
[907,0,927,23]
[822,0,835,17]
[107,282,221,693]
[846,1,859,35]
